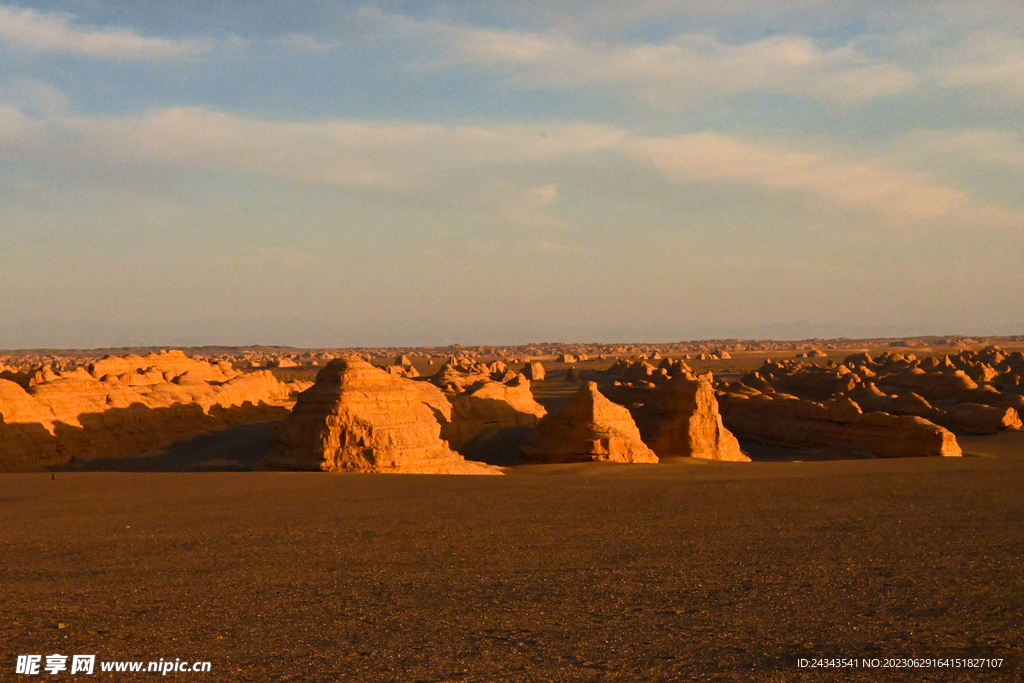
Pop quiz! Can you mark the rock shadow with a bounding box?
[738,439,877,462]
[0,401,291,472]
[60,421,280,472]
[454,426,534,467]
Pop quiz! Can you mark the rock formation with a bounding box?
[522,361,546,381]
[735,351,1023,438]
[521,382,657,464]
[441,374,546,450]
[88,350,237,383]
[267,358,501,474]
[596,371,746,461]
[719,392,961,458]
[0,353,302,472]
[638,376,748,461]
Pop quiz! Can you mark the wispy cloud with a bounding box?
[2,102,1019,231]
[373,10,915,107]
[0,4,212,59]
[627,131,1023,227]
[0,102,34,142]
[201,246,322,271]
[49,107,624,192]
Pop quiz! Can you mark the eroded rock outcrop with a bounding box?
[596,372,746,461]
[0,354,300,471]
[521,361,546,381]
[88,350,237,383]
[719,392,961,458]
[736,351,1023,437]
[521,382,657,464]
[267,358,500,474]
[639,376,747,461]
[441,374,546,449]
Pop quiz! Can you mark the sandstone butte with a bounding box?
[521,382,658,464]
[0,351,307,472]
[598,360,745,461]
[266,358,502,475]
[639,375,748,461]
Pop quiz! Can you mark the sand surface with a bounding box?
[3,435,1023,681]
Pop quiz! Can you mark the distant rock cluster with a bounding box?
[716,346,1024,458]
[3,341,1022,473]
[264,354,746,473]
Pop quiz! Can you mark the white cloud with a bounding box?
[531,239,567,252]
[202,246,322,271]
[2,102,1019,231]
[0,77,69,117]
[374,11,915,107]
[0,4,212,59]
[529,184,559,205]
[50,107,624,193]
[628,131,1023,227]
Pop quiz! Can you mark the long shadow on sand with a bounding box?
[55,421,279,472]
[739,439,878,462]
[455,426,533,467]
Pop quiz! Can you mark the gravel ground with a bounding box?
[3,438,1023,682]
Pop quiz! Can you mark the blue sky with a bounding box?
[1,1,1023,347]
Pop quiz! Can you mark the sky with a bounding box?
[1,1,1023,348]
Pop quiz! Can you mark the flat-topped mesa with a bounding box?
[521,382,657,464]
[640,375,748,461]
[266,358,501,474]
[719,392,962,458]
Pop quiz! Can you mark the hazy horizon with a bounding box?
[3,2,1023,348]
[1,317,1020,351]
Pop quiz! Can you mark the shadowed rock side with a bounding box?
[423,359,546,465]
[434,377,546,449]
[719,393,962,458]
[266,358,501,475]
[0,357,303,471]
[521,382,657,464]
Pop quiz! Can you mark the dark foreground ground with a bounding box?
[3,435,1023,682]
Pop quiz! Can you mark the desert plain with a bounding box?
[2,336,1023,681]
